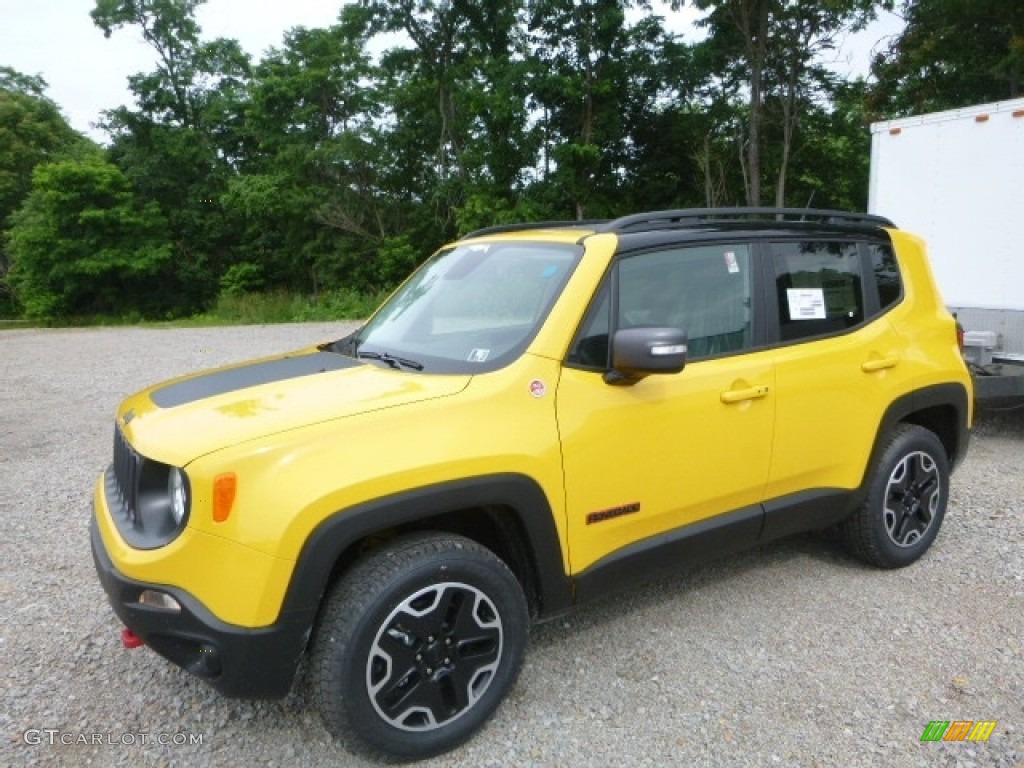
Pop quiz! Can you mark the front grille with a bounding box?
[111,426,141,524]
[106,426,181,550]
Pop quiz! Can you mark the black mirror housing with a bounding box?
[604,327,688,385]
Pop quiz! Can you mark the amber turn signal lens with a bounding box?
[213,473,237,522]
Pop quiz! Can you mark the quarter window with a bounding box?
[869,242,903,310]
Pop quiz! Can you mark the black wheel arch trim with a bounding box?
[282,473,573,624]
[870,382,971,475]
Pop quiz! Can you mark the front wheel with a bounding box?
[842,424,950,568]
[311,533,529,759]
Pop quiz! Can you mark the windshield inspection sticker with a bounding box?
[467,348,490,362]
[723,251,740,274]
[787,288,827,320]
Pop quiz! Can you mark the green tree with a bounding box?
[239,9,397,293]
[791,79,873,211]
[0,68,87,314]
[687,0,772,205]
[7,154,173,319]
[526,0,642,219]
[679,0,876,205]
[608,18,714,210]
[92,0,252,310]
[92,0,208,130]
[868,0,1024,116]
[358,0,535,234]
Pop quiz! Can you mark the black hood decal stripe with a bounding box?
[150,352,360,408]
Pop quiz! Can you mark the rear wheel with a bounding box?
[311,532,528,759]
[842,424,950,568]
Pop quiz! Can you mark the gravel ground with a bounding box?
[1,324,1021,768]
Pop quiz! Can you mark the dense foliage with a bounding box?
[1,0,1019,320]
[7,153,174,318]
[868,0,1024,116]
[0,68,90,315]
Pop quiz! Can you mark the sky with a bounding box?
[0,0,904,142]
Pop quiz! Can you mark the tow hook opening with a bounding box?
[122,627,145,649]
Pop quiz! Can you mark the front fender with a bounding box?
[279,474,574,621]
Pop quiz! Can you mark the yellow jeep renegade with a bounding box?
[91,208,972,758]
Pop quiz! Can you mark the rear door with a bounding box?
[762,237,908,535]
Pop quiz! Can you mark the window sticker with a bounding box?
[723,251,740,274]
[787,288,826,320]
[467,348,490,362]
[541,264,560,278]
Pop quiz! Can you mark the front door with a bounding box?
[556,242,776,576]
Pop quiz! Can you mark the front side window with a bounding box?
[568,243,753,367]
[339,242,582,373]
[772,241,864,342]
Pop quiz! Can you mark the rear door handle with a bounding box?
[861,357,898,372]
[720,386,770,404]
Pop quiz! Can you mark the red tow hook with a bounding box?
[121,628,145,649]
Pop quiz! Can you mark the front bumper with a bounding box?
[90,515,312,699]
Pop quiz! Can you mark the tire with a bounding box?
[842,424,950,568]
[310,532,529,759]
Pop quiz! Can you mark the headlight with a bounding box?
[168,467,189,526]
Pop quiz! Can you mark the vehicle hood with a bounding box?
[117,348,470,466]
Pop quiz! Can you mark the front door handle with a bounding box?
[861,357,899,373]
[720,385,770,404]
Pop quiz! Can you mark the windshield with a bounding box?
[332,241,582,374]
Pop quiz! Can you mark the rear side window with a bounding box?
[772,241,864,342]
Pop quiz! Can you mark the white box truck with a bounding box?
[869,97,1024,406]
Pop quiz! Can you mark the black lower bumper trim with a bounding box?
[90,516,314,699]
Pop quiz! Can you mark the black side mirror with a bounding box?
[604,327,688,385]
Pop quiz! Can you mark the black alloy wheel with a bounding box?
[311,532,528,759]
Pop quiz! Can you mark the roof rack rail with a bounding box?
[460,208,894,240]
[598,207,895,232]
[462,219,608,239]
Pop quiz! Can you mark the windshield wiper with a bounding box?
[357,350,425,371]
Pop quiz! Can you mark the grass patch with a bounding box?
[179,289,389,326]
[0,288,389,329]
